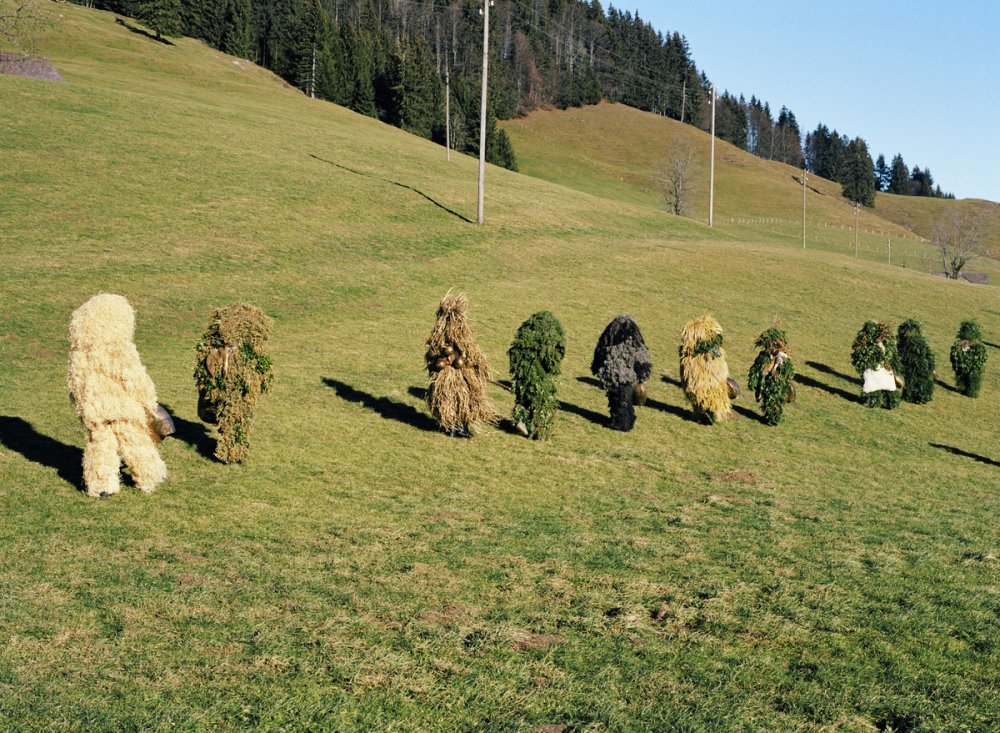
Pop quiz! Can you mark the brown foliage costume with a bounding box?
[68,294,167,497]
[424,292,499,436]
[679,315,737,424]
[194,303,273,464]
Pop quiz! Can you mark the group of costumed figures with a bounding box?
[66,291,989,497]
[850,318,988,409]
[68,293,273,498]
[423,292,990,438]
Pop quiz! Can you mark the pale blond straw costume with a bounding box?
[68,294,167,497]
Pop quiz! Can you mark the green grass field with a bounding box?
[1,6,998,731]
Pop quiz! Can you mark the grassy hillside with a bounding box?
[503,102,1000,277]
[1,6,998,732]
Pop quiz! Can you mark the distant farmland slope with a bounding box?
[503,102,1000,278]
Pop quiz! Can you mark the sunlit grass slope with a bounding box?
[504,102,1000,278]
[1,5,998,732]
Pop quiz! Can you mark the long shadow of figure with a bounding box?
[160,404,216,460]
[732,404,769,425]
[800,360,859,403]
[325,378,438,432]
[645,398,702,424]
[805,360,858,385]
[309,155,473,224]
[576,376,602,388]
[934,379,962,395]
[0,416,83,488]
[929,443,1000,468]
[660,374,683,389]
[557,399,608,428]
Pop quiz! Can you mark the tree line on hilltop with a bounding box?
[72,0,950,201]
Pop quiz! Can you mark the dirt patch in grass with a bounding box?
[0,53,64,82]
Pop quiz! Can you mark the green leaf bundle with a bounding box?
[950,320,988,397]
[897,319,935,404]
[747,326,795,426]
[508,311,566,439]
[194,303,274,463]
[851,320,901,409]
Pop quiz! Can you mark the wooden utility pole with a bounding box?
[445,65,451,161]
[310,45,316,99]
[708,84,716,227]
[888,237,891,265]
[477,0,493,225]
[801,169,806,248]
[680,80,686,124]
[854,203,860,257]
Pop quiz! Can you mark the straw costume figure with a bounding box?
[747,324,795,425]
[509,311,566,439]
[194,303,273,463]
[950,320,988,397]
[896,319,935,404]
[68,293,168,497]
[851,320,902,409]
[679,315,738,424]
[590,315,652,431]
[425,292,499,436]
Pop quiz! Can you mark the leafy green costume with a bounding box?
[950,320,988,397]
[851,320,901,409]
[747,326,795,425]
[508,311,566,439]
[897,319,935,404]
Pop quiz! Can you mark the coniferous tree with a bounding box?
[874,154,889,192]
[220,0,251,58]
[841,137,875,207]
[887,153,912,194]
[138,0,182,39]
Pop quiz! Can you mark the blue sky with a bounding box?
[621,1,1000,202]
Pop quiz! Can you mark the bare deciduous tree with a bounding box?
[931,210,985,279]
[651,142,701,217]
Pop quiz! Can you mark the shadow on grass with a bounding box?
[660,374,683,389]
[929,443,999,468]
[160,404,216,461]
[115,17,174,45]
[558,399,607,428]
[733,404,769,425]
[935,379,962,394]
[576,375,602,388]
[0,416,83,488]
[324,378,438,432]
[645,398,701,424]
[309,154,472,224]
[984,340,999,350]
[805,360,858,385]
[795,374,857,403]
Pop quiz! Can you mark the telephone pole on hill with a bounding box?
[445,65,451,161]
[477,0,493,225]
[708,84,716,228]
[802,169,807,248]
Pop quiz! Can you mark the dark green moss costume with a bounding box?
[897,319,935,404]
[194,303,274,463]
[950,320,988,397]
[747,326,795,425]
[851,320,901,409]
[508,311,566,439]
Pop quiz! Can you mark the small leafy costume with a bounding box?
[425,292,499,436]
[850,320,901,409]
[950,320,988,397]
[590,315,652,432]
[509,311,566,439]
[747,325,795,425]
[897,319,935,404]
[194,303,274,463]
[679,315,736,424]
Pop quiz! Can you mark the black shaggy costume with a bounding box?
[897,319,935,404]
[590,315,652,431]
